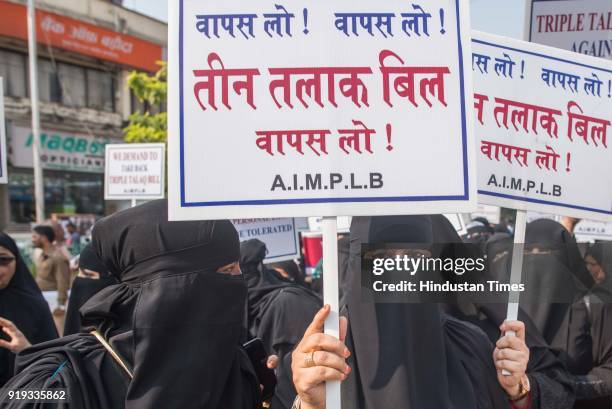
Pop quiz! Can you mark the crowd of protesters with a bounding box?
[0,200,610,408]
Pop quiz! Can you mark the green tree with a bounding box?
[123,62,167,143]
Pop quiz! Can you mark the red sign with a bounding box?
[0,1,163,72]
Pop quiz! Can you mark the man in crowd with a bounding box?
[31,225,70,323]
[66,222,81,256]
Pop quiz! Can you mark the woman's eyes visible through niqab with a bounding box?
[216,262,242,276]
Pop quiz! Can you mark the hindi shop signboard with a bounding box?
[527,0,612,60]
[232,218,300,262]
[104,143,165,200]
[472,31,612,221]
[0,79,6,184]
[168,0,476,220]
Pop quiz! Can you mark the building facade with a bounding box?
[0,0,166,230]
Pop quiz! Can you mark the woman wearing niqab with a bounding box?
[573,243,612,409]
[441,217,576,409]
[63,243,117,336]
[340,215,508,409]
[1,200,262,409]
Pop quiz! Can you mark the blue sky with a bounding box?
[124,0,527,40]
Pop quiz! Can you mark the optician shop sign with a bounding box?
[9,125,110,174]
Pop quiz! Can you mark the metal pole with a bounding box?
[27,0,45,223]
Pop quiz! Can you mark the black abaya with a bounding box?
[1,200,262,409]
[239,239,321,409]
[0,232,57,387]
[342,215,508,409]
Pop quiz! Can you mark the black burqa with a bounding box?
[342,215,507,409]
[522,219,594,350]
[239,239,321,409]
[574,244,612,409]
[440,217,575,409]
[0,232,57,386]
[1,200,262,409]
[63,243,117,336]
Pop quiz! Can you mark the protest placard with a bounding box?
[104,143,165,201]
[0,78,6,184]
[526,0,612,60]
[168,0,475,220]
[472,31,612,221]
[232,218,300,262]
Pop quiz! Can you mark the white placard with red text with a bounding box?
[104,143,165,200]
[527,0,612,60]
[472,31,612,221]
[168,0,476,220]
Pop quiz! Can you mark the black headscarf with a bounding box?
[239,239,321,409]
[0,232,57,386]
[342,215,507,409]
[265,260,306,287]
[463,220,493,251]
[63,244,117,336]
[522,219,594,348]
[2,200,262,409]
[240,239,320,346]
[572,243,612,408]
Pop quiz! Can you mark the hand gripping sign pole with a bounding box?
[322,217,341,407]
[503,209,527,375]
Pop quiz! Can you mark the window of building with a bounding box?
[1,49,116,112]
[58,63,87,107]
[38,59,61,103]
[0,49,27,98]
[87,69,114,112]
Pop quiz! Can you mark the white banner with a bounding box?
[472,31,612,221]
[104,143,165,200]
[232,218,300,262]
[527,0,612,60]
[0,79,6,184]
[168,0,476,220]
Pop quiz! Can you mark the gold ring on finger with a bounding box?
[304,350,316,368]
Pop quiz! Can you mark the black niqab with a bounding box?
[63,244,117,336]
[522,219,594,348]
[2,200,262,409]
[342,215,507,409]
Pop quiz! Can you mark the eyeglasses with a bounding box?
[0,256,15,266]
